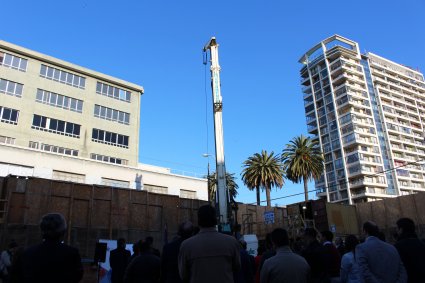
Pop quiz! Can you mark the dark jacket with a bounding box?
[13,240,83,283]
[234,249,254,283]
[323,242,341,277]
[395,233,425,283]
[124,252,161,283]
[110,247,131,283]
[161,237,184,283]
[301,240,329,283]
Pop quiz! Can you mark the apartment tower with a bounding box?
[299,35,425,203]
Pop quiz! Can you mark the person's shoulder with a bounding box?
[180,234,199,249]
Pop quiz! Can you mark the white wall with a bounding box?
[0,144,208,200]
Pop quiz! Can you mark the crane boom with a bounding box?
[203,37,230,231]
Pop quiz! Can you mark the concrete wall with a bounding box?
[0,144,208,200]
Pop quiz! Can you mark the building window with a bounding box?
[36,89,83,113]
[144,184,168,194]
[0,135,15,145]
[29,141,78,156]
[100,177,129,188]
[0,78,23,97]
[40,64,85,89]
[32,114,80,138]
[52,170,85,183]
[96,82,131,102]
[90,153,128,165]
[0,52,28,71]
[0,106,19,125]
[94,105,130,124]
[180,190,197,199]
[91,128,128,148]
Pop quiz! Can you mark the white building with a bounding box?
[0,40,207,200]
[299,35,425,204]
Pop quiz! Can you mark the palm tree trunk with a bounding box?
[266,184,271,208]
[303,175,308,202]
[256,187,260,206]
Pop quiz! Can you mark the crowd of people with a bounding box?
[1,206,425,283]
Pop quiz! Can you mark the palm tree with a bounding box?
[281,135,324,202]
[206,172,239,205]
[241,150,284,207]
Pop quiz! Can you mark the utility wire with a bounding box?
[248,157,425,205]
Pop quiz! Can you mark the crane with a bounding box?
[203,37,230,232]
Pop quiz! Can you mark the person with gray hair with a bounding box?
[12,213,83,282]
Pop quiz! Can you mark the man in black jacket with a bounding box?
[301,228,329,283]
[395,217,425,283]
[110,238,131,283]
[160,221,193,283]
[13,213,83,283]
[124,241,161,283]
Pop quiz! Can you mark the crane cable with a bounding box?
[203,50,210,164]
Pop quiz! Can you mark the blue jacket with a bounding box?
[355,236,407,283]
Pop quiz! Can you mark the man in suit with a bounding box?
[260,228,310,283]
[12,213,83,283]
[356,221,407,283]
[110,238,131,283]
[395,218,425,283]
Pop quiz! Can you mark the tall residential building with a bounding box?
[299,35,425,204]
[0,40,207,200]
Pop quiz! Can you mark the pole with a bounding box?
[203,37,229,231]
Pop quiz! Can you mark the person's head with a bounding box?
[303,228,318,245]
[363,221,379,237]
[117,238,126,249]
[320,230,334,243]
[344,235,359,252]
[335,237,343,246]
[8,240,18,252]
[396,217,416,236]
[257,245,265,256]
[271,228,289,248]
[139,241,151,253]
[40,213,67,241]
[197,205,217,228]
[145,236,154,246]
[265,233,273,250]
[132,241,141,254]
[178,221,194,239]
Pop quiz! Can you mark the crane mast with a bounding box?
[203,37,230,231]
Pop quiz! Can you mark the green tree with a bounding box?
[241,150,284,207]
[281,135,324,202]
[207,172,239,206]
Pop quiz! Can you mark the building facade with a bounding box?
[299,35,425,204]
[0,40,207,200]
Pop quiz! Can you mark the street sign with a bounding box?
[264,211,275,224]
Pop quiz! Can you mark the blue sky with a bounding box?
[2,0,424,205]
